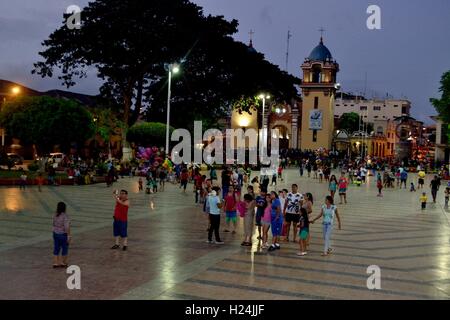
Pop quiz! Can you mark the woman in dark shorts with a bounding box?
[52,202,71,268]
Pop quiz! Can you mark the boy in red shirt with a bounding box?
[111,190,130,251]
[224,186,238,234]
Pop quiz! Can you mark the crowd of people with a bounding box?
[47,150,450,268]
[194,164,345,257]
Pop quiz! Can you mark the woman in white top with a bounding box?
[311,196,342,256]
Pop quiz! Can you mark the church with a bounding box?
[230,35,340,151]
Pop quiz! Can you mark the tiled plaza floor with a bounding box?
[0,169,449,300]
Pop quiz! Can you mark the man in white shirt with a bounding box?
[360,167,367,183]
[283,184,303,242]
[206,190,224,245]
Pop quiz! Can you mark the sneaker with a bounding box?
[275,243,281,250]
[111,244,120,250]
[224,230,230,233]
[122,246,127,251]
[268,245,276,252]
[231,230,236,234]
[206,240,213,244]
[296,252,307,256]
[214,241,225,245]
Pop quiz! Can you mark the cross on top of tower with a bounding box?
[249,29,255,47]
[318,27,326,43]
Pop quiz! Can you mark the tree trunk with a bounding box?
[122,92,133,161]
[129,76,144,127]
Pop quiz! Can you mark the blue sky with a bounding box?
[0,0,449,124]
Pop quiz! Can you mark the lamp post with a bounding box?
[166,64,180,158]
[93,116,98,158]
[258,94,271,152]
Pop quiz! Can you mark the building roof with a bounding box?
[0,79,96,106]
[308,37,333,61]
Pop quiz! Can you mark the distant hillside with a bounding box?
[0,79,97,106]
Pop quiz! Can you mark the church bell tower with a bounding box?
[300,35,339,150]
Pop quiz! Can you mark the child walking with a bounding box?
[328,175,337,199]
[296,208,310,256]
[138,177,143,192]
[420,192,427,210]
[224,186,238,234]
[377,174,383,197]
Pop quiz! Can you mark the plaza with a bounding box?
[0,169,449,300]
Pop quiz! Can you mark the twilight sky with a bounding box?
[0,0,449,124]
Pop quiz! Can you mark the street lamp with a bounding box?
[93,116,98,156]
[166,63,180,158]
[11,86,21,95]
[258,93,271,155]
[275,107,287,115]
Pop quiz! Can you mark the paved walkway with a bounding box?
[0,170,449,299]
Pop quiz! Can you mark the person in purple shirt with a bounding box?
[52,202,71,268]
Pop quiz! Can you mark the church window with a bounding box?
[314,97,319,109]
[312,65,322,83]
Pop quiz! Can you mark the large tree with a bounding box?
[32,0,299,132]
[0,96,94,154]
[431,71,450,123]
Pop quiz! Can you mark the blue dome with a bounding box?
[308,39,333,61]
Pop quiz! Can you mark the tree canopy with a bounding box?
[0,96,95,154]
[127,122,175,147]
[337,112,373,135]
[430,71,450,123]
[33,0,300,130]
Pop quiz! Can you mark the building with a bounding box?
[431,116,449,164]
[299,36,339,150]
[334,96,411,123]
[231,37,340,151]
[373,119,397,157]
